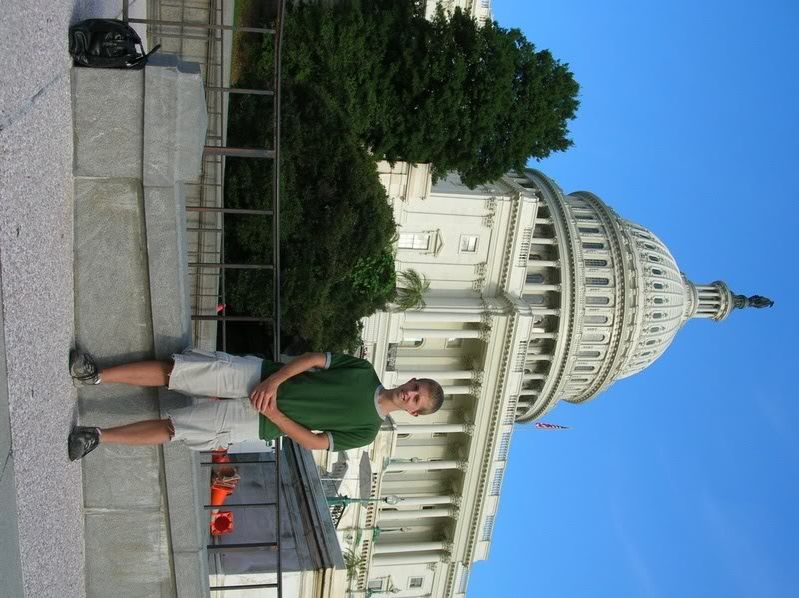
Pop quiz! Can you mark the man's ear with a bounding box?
[410,411,419,417]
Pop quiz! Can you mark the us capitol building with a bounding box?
[316,164,772,598]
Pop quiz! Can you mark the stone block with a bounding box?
[73,177,153,358]
[172,551,210,598]
[161,431,206,552]
[0,453,24,598]
[143,185,191,360]
[78,384,163,510]
[72,68,144,178]
[143,61,179,187]
[144,56,207,187]
[84,510,175,598]
[175,65,207,182]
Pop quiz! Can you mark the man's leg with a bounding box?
[98,361,173,386]
[68,419,173,461]
[70,349,172,387]
[100,419,174,444]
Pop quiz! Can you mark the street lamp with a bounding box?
[326,494,402,506]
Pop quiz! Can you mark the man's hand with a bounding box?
[259,395,285,423]
[249,376,280,413]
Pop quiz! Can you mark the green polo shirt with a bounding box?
[258,353,384,451]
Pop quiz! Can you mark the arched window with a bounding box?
[400,338,424,348]
[583,242,604,250]
[585,259,608,268]
[653,282,666,290]
[582,333,605,342]
[578,351,601,358]
[651,268,664,276]
[575,365,595,372]
[579,227,601,234]
[586,296,610,305]
[648,255,661,263]
[654,297,666,305]
[526,273,545,284]
[575,214,595,221]
[586,277,609,286]
[652,312,665,320]
[585,315,609,324]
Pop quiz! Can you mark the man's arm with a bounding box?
[261,402,330,451]
[250,352,327,412]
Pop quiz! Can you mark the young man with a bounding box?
[68,349,444,461]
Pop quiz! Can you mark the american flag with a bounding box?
[535,422,570,430]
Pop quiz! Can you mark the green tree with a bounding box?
[280,0,580,187]
[223,82,397,351]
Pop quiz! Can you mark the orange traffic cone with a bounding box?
[210,510,234,535]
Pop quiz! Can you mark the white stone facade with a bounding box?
[312,162,767,598]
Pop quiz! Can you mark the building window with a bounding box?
[578,350,601,358]
[583,242,604,250]
[399,337,424,348]
[585,258,607,267]
[585,315,609,324]
[408,577,424,589]
[586,277,609,286]
[481,515,496,541]
[497,432,511,461]
[368,580,384,591]
[578,227,601,234]
[653,282,666,290]
[398,232,430,250]
[582,333,605,342]
[526,272,545,284]
[490,468,504,496]
[586,296,610,305]
[575,365,595,372]
[460,235,479,252]
[446,337,463,349]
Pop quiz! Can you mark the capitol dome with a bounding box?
[507,169,771,422]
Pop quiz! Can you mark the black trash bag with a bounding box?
[69,18,160,69]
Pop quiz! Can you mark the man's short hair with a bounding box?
[417,378,444,415]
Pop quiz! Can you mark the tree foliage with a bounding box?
[279,0,580,186]
[224,82,396,351]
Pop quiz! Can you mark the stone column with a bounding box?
[441,385,471,395]
[385,460,462,472]
[373,541,450,555]
[372,552,445,567]
[379,508,454,521]
[388,496,456,507]
[404,311,483,323]
[396,424,469,434]
[402,328,481,339]
[396,370,472,379]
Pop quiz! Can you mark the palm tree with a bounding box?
[343,548,365,581]
[393,269,430,311]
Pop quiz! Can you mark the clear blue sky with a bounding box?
[469,2,799,597]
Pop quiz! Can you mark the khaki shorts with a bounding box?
[165,349,264,450]
[168,349,263,398]
[165,397,260,451]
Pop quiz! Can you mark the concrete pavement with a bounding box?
[0,2,142,596]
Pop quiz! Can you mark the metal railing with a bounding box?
[201,445,284,594]
[125,0,282,354]
[123,0,285,594]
